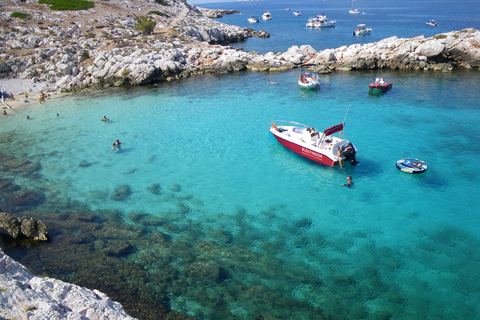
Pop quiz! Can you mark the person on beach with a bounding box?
[24,92,29,102]
[101,115,109,121]
[341,176,353,188]
[39,92,45,104]
[3,110,7,116]
[10,92,14,101]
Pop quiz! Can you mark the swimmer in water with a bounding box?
[341,176,353,188]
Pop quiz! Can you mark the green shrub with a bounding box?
[10,12,31,19]
[149,11,168,17]
[433,34,447,39]
[121,69,131,76]
[81,50,90,59]
[155,0,169,5]
[134,16,157,35]
[39,0,94,11]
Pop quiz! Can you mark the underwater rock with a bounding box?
[19,215,48,241]
[168,183,182,192]
[103,241,135,258]
[147,183,162,195]
[207,228,234,245]
[0,178,21,192]
[78,160,93,168]
[123,168,137,174]
[111,185,132,201]
[183,262,229,284]
[9,190,46,207]
[295,218,313,229]
[1,159,41,174]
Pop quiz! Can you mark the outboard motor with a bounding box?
[341,142,358,165]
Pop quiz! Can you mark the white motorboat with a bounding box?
[306,15,336,28]
[270,121,358,167]
[293,11,302,16]
[262,12,272,20]
[353,24,372,36]
[426,19,438,26]
[248,17,259,23]
[298,64,319,90]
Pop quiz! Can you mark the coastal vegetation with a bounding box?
[155,0,170,5]
[39,0,94,11]
[10,12,31,19]
[134,16,157,35]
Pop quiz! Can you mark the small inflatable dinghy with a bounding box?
[395,158,427,174]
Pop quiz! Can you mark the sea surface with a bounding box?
[2,0,480,319]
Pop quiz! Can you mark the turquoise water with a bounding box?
[2,68,480,318]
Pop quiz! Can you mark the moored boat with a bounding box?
[298,64,319,90]
[426,19,437,26]
[353,24,372,36]
[293,11,302,16]
[369,78,392,91]
[248,17,259,23]
[306,15,336,28]
[349,8,360,14]
[270,121,358,167]
[262,12,272,20]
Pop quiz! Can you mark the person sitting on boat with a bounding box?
[271,122,278,131]
[379,78,385,84]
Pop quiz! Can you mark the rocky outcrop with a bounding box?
[0,212,48,241]
[199,8,240,18]
[0,249,136,320]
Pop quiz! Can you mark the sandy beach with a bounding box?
[0,78,57,111]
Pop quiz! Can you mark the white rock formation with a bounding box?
[0,249,136,320]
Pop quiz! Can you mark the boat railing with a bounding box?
[272,120,310,128]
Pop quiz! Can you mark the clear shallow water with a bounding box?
[201,0,480,53]
[2,68,480,319]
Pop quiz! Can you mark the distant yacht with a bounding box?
[248,17,259,23]
[293,11,302,16]
[262,12,272,20]
[349,0,360,14]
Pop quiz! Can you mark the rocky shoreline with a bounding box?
[1,0,480,103]
[1,0,480,319]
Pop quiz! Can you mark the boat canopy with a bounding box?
[324,123,344,136]
[357,24,366,27]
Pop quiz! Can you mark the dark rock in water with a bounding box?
[9,190,46,207]
[110,185,132,201]
[1,159,41,174]
[183,262,229,284]
[295,218,313,229]
[19,215,48,241]
[0,212,21,238]
[102,240,135,258]
[147,183,162,195]
[78,160,93,168]
[0,212,48,241]
[207,228,233,245]
[169,183,182,192]
[0,178,21,192]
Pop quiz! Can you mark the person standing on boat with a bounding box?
[336,146,344,168]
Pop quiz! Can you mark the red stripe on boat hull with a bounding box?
[272,133,336,166]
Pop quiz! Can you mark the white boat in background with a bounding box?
[262,12,272,20]
[293,11,302,16]
[306,15,336,28]
[298,64,319,90]
[285,8,290,11]
[353,24,372,36]
[248,17,259,23]
[426,19,438,26]
[349,0,360,14]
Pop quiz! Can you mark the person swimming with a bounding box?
[341,176,353,188]
[112,139,122,151]
[101,115,109,121]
